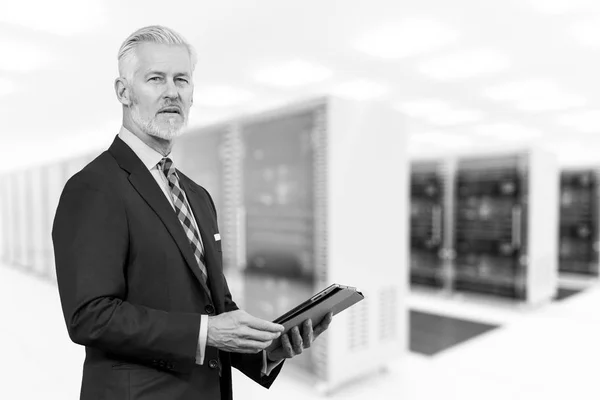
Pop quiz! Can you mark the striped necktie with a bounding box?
[158,157,208,284]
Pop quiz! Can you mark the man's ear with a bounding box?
[115,77,131,106]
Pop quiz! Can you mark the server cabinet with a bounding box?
[236,97,408,393]
[45,163,69,283]
[3,173,15,265]
[454,156,527,299]
[454,151,558,304]
[30,167,48,277]
[22,169,36,271]
[0,175,6,264]
[411,149,559,304]
[410,162,445,288]
[37,166,54,281]
[10,172,24,268]
[559,169,599,276]
[241,109,317,373]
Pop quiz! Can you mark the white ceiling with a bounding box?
[1,0,600,171]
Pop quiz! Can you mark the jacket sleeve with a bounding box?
[52,175,200,373]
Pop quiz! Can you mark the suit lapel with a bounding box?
[178,175,225,312]
[108,136,213,298]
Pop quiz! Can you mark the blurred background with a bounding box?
[1,0,600,398]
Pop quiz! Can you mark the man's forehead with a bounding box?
[135,42,192,72]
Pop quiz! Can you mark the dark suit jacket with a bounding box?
[52,136,283,400]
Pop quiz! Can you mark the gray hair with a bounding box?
[117,25,197,81]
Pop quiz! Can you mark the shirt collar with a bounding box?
[118,126,171,171]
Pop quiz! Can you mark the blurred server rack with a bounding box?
[411,148,559,304]
[240,105,318,375]
[3,172,15,265]
[237,97,407,393]
[16,169,34,270]
[410,161,447,289]
[45,162,70,283]
[0,154,97,280]
[8,172,21,268]
[0,174,7,264]
[559,169,600,276]
[30,166,48,278]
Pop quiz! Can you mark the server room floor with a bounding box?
[2,264,598,400]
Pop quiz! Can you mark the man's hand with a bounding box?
[266,312,333,363]
[207,310,284,353]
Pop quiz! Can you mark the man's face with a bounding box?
[127,42,194,140]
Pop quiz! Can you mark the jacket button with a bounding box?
[209,359,218,369]
[205,304,215,315]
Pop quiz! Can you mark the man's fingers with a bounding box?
[240,326,282,342]
[313,312,333,337]
[302,319,313,348]
[281,333,294,358]
[236,339,273,353]
[290,326,303,354]
[244,315,285,333]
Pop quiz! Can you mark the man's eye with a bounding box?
[177,78,189,84]
[149,77,161,82]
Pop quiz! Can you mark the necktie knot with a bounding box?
[158,157,175,179]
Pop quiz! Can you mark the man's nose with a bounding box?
[163,79,179,99]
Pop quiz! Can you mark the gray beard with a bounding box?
[130,104,186,141]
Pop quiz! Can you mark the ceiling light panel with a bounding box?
[331,80,388,100]
[355,18,459,59]
[0,0,107,35]
[254,60,333,88]
[483,79,586,112]
[417,49,511,80]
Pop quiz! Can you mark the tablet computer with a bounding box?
[266,283,364,351]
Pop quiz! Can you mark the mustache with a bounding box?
[157,103,184,114]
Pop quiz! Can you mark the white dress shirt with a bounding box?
[118,127,281,374]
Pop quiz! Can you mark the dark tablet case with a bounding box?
[266,284,364,352]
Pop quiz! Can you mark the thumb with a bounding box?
[246,315,284,333]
